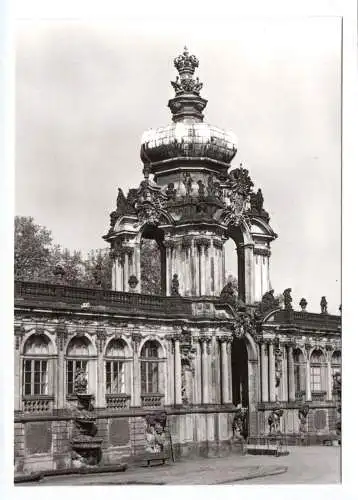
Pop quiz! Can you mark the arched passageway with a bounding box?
[231,337,249,407]
[140,225,166,295]
[224,227,245,301]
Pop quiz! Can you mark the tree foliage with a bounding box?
[14,216,161,293]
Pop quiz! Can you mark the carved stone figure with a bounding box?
[116,188,128,216]
[260,289,279,314]
[229,165,254,196]
[197,179,205,198]
[320,296,328,314]
[283,288,293,310]
[183,172,193,196]
[166,182,177,200]
[274,345,283,387]
[232,407,248,440]
[128,275,139,290]
[145,413,167,453]
[74,368,88,394]
[299,297,308,311]
[171,274,180,296]
[268,407,283,434]
[298,405,310,434]
[250,188,264,213]
[220,281,237,302]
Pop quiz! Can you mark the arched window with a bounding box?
[23,334,51,396]
[66,336,91,396]
[140,340,161,395]
[310,349,325,393]
[293,348,305,396]
[105,339,128,394]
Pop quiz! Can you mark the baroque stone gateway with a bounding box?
[14,48,341,474]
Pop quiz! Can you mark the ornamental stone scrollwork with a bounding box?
[131,331,142,353]
[213,239,223,249]
[232,407,248,440]
[56,321,68,351]
[273,337,283,387]
[232,313,255,340]
[268,404,283,435]
[298,405,310,435]
[14,325,25,350]
[181,236,192,249]
[95,328,107,353]
[253,248,271,257]
[163,238,175,249]
[195,237,210,249]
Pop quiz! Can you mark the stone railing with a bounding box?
[23,396,53,413]
[272,309,341,330]
[15,280,192,316]
[105,394,131,410]
[311,391,327,402]
[141,393,164,408]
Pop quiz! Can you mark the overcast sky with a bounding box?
[15,18,341,313]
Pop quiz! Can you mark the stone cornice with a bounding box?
[253,247,271,257]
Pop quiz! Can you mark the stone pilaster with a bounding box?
[174,334,182,406]
[260,342,269,402]
[131,332,141,407]
[305,345,312,401]
[201,336,210,404]
[220,336,230,404]
[287,344,296,402]
[268,341,276,402]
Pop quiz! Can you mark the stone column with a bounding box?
[132,333,141,407]
[227,340,233,404]
[193,339,201,404]
[174,335,182,406]
[244,244,255,305]
[220,338,230,404]
[305,348,312,401]
[268,342,276,402]
[260,342,269,402]
[164,241,173,296]
[201,338,209,404]
[287,344,296,402]
[123,252,129,292]
[200,245,205,296]
[327,356,333,401]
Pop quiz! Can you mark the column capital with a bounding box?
[195,237,210,249]
[213,239,223,249]
[163,238,175,249]
[218,335,232,344]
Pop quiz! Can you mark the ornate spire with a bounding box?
[171,47,203,96]
[168,47,207,122]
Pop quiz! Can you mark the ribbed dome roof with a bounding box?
[140,48,238,167]
[141,122,237,164]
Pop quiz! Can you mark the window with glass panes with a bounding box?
[141,341,159,394]
[310,365,322,391]
[66,359,88,395]
[293,349,305,392]
[23,359,48,395]
[106,360,125,393]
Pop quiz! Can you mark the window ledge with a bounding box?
[22,395,54,401]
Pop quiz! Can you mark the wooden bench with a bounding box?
[142,452,169,467]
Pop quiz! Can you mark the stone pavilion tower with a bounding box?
[104,47,277,303]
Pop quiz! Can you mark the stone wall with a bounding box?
[14,408,241,474]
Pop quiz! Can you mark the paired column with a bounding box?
[287,344,296,402]
[260,342,269,402]
[305,348,312,401]
[268,341,276,402]
[174,335,182,406]
[220,337,230,404]
[201,338,210,404]
[327,355,333,400]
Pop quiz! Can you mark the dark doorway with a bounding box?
[231,337,249,407]
[140,225,166,295]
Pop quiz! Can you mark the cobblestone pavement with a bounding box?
[27,446,341,486]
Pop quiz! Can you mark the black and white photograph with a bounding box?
[3,0,356,494]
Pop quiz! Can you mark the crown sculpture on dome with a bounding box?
[171,46,203,95]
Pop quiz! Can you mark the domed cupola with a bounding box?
[140,47,238,171]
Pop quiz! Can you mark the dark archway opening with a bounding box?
[231,337,249,408]
[140,225,166,295]
[225,227,245,302]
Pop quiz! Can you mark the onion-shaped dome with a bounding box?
[141,122,238,164]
